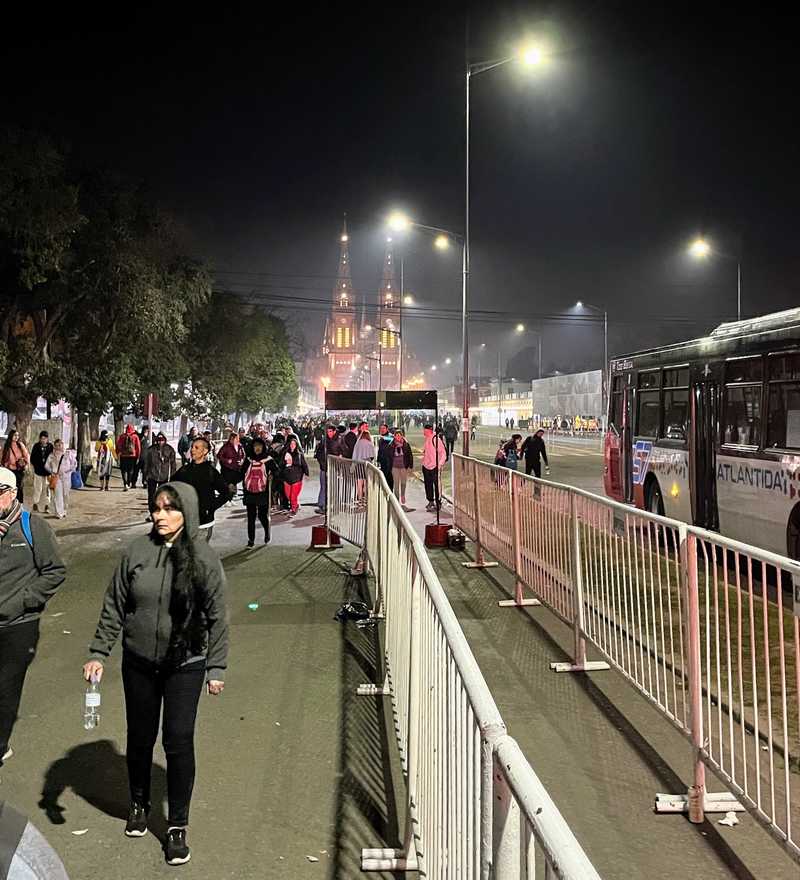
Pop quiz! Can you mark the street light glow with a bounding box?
[519,43,545,66]
[516,323,525,332]
[403,295,413,305]
[387,211,411,232]
[431,364,437,371]
[576,300,583,308]
[434,234,449,250]
[445,357,452,365]
[689,237,711,258]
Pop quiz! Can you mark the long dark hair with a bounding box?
[155,485,206,664]
[1,429,21,465]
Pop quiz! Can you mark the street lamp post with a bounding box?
[689,237,742,322]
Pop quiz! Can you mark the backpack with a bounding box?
[20,510,34,549]
[244,459,267,494]
[120,433,135,455]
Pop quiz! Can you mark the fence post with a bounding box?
[550,491,610,673]
[499,472,540,608]
[683,529,706,823]
[464,458,498,570]
[492,749,521,880]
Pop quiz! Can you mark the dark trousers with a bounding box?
[0,619,40,759]
[445,437,455,457]
[120,457,136,487]
[381,467,393,491]
[246,504,270,542]
[525,460,542,478]
[220,466,241,492]
[422,466,441,507]
[147,479,168,512]
[132,459,146,486]
[13,469,25,504]
[122,654,205,826]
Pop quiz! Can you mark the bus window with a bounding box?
[636,370,660,437]
[661,366,689,441]
[609,375,624,432]
[767,352,800,448]
[723,385,762,446]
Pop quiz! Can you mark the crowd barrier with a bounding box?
[326,456,603,878]
[452,454,800,862]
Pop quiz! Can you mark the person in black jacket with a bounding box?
[342,422,358,459]
[376,424,394,491]
[30,431,54,513]
[520,429,550,478]
[281,437,309,516]
[241,438,278,547]
[314,425,344,514]
[172,438,231,542]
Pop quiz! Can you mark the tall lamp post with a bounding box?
[688,237,742,322]
[575,301,608,411]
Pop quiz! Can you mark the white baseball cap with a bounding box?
[0,467,18,490]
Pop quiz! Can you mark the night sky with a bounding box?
[4,2,799,383]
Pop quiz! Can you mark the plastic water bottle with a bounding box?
[84,676,101,730]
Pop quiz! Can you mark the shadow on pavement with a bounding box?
[38,740,169,841]
[331,573,404,880]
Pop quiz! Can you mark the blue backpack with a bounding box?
[20,510,34,549]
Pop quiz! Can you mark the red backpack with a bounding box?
[244,459,267,494]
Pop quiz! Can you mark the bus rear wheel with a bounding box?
[646,479,665,517]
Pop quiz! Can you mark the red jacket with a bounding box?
[117,426,141,459]
[217,440,245,471]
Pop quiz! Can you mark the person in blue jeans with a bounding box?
[313,425,344,514]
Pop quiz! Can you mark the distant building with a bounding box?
[321,217,360,391]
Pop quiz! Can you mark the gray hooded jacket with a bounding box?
[88,481,228,681]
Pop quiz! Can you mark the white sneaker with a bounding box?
[2,748,13,762]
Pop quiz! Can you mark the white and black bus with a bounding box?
[604,307,800,559]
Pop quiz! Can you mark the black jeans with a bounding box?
[246,504,270,542]
[524,460,542,478]
[422,466,441,507]
[120,458,136,487]
[445,437,455,457]
[13,469,25,504]
[0,619,40,759]
[122,653,205,826]
[132,459,146,487]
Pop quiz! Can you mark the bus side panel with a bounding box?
[650,446,691,521]
[716,453,800,558]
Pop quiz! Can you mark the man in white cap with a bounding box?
[0,467,66,768]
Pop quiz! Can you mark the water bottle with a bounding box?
[84,676,101,730]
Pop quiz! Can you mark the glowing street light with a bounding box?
[519,43,545,67]
[516,323,525,332]
[387,211,411,232]
[434,234,450,250]
[689,237,711,259]
[445,357,452,365]
[431,365,437,371]
[403,294,413,305]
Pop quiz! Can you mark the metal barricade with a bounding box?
[452,453,800,862]
[326,456,368,547]
[341,460,602,878]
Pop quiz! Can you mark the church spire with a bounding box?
[334,213,353,305]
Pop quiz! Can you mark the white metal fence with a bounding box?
[326,456,603,878]
[452,453,800,863]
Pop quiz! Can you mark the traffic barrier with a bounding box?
[452,453,800,862]
[328,457,603,877]
[326,457,368,548]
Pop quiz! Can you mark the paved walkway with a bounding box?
[2,473,405,878]
[394,475,797,879]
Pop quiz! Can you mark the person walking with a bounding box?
[352,427,375,503]
[443,420,458,459]
[94,430,116,491]
[520,428,550,478]
[172,438,231,542]
[376,424,394,492]
[30,431,54,514]
[177,427,197,467]
[313,424,344,515]
[281,438,308,516]
[342,422,358,459]
[502,434,522,471]
[1,431,29,506]
[83,481,228,867]
[44,440,77,519]
[390,429,413,506]
[216,432,245,499]
[116,425,141,492]
[421,424,447,512]
[0,466,66,769]
[241,437,278,547]
[143,433,177,514]
[134,425,151,489]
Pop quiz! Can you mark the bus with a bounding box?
[604,307,800,560]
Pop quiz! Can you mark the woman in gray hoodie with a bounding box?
[83,481,228,867]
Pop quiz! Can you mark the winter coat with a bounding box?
[116,425,141,459]
[143,443,177,483]
[389,440,413,470]
[241,452,279,507]
[342,431,358,459]
[138,432,151,462]
[281,448,309,485]
[314,435,344,471]
[1,441,29,473]
[172,461,232,526]
[30,441,54,477]
[0,511,66,627]
[88,480,228,681]
[520,435,548,466]
[217,440,246,472]
[377,437,393,474]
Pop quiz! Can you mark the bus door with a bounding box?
[622,383,634,502]
[604,373,633,502]
[689,372,719,529]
